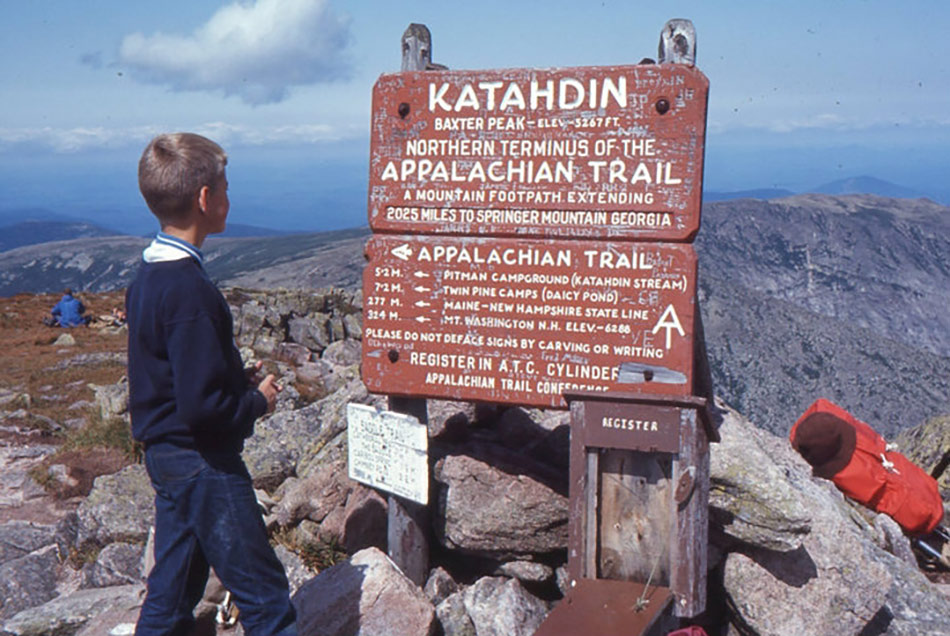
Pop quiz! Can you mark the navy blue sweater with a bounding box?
[126,256,266,453]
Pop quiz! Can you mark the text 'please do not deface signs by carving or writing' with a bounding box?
[368,64,708,241]
[362,235,696,409]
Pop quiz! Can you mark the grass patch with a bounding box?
[273,528,348,572]
[60,412,141,461]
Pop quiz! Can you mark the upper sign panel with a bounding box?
[369,64,708,241]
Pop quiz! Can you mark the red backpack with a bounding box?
[790,398,944,536]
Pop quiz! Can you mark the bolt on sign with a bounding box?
[368,64,708,241]
[362,234,696,409]
[347,403,429,505]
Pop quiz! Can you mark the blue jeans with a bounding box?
[135,444,297,636]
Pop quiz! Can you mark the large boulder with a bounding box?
[80,542,145,588]
[0,521,58,566]
[460,577,549,636]
[292,546,436,636]
[716,403,950,635]
[2,584,145,636]
[0,545,60,620]
[710,399,812,551]
[74,464,153,550]
[433,450,567,557]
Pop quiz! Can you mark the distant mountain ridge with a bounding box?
[0,220,121,252]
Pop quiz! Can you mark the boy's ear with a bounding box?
[197,185,211,214]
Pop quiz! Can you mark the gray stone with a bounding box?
[434,452,567,557]
[81,542,144,588]
[426,400,475,441]
[0,545,60,620]
[0,521,58,566]
[242,402,326,492]
[292,547,436,636]
[88,378,129,422]
[321,340,361,368]
[424,567,459,607]
[872,513,917,567]
[288,314,330,352]
[75,464,154,551]
[435,591,476,636]
[496,560,554,583]
[329,316,346,343]
[273,342,313,366]
[272,459,352,528]
[53,333,76,346]
[2,584,145,636]
[342,313,362,340]
[714,403,950,636]
[324,484,388,555]
[461,577,548,636]
[709,402,812,551]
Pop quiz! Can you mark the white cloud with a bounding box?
[0,123,361,154]
[117,0,352,105]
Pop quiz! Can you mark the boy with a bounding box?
[127,133,297,636]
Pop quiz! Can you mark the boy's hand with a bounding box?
[246,360,265,385]
[257,374,282,414]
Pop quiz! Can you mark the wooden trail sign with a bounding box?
[369,64,708,241]
[362,234,697,408]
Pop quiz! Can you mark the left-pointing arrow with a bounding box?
[391,244,412,261]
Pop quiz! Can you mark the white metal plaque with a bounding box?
[346,403,429,504]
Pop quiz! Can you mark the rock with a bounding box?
[424,567,459,607]
[88,377,129,421]
[709,402,812,551]
[273,342,313,366]
[75,465,154,551]
[321,340,361,367]
[461,577,548,636]
[434,452,568,557]
[53,333,76,346]
[81,542,144,588]
[242,402,327,491]
[272,460,352,528]
[292,547,436,636]
[871,513,916,567]
[436,592,476,636]
[2,584,145,636]
[288,314,330,352]
[0,521,58,566]
[496,560,554,584]
[0,545,60,620]
[323,484,388,555]
[342,313,362,340]
[427,400,475,441]
[245,376,380,490]
[716,403,950,636]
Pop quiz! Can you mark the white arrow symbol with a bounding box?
[391,244,412,261]
[415,300,431,308]
[413,271,429,278]
[415,316,431,323]
[414,286,431,293]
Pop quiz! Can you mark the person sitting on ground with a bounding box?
[48,288,89,327]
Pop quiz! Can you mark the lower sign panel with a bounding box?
[362,235,696,408]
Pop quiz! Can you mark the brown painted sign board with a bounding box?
[362,235,696,408]
[368,64,708,241]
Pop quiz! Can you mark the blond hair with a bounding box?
[138,133,228,223]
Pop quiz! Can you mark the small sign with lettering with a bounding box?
[347,403,428,504]
[582,400,680,453]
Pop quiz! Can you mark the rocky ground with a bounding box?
[1,287,950,636]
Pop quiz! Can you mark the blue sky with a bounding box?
[1,0,948,233]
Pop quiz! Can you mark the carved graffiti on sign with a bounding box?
[362,235,696,408]
[369,64,708,241]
